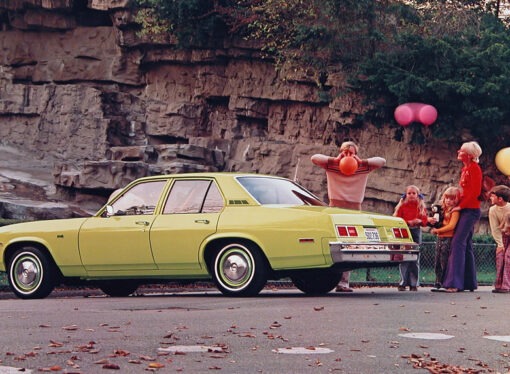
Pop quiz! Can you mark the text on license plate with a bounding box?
[364,228,380,241]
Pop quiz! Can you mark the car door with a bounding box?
[150,179,223,270]
[78,180,168,271]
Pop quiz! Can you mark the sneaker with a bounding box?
[410,286,418,291]
[397,286,406,291]
[335,286,353,293]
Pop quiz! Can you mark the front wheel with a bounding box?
[212,242,268,297]
[291,270,342,295]
[8,247,57,299]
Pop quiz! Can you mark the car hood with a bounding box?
[0,217,88,235]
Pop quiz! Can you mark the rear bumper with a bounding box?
[330,242,419,263]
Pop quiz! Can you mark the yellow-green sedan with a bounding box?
[0,173,418,299]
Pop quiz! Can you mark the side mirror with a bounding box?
[106,205,114,217]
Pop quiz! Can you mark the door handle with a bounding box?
[135,221,150,226]
[194,219,210,224]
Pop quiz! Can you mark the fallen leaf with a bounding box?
[62,325,79,331]
[113,349,130,357]
[102,363,120,370]
[148,362,165,369]
[94,359,110,365]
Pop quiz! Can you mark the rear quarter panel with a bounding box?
[215,206,336,269]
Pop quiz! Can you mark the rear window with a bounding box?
[237,177,325,206]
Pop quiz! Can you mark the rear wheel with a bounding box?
[98,280,139,297]
[291,270,342,295]
[8,246,57,299]
[212,242,268,297]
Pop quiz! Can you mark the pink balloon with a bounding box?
[418,105,438,126]
[394,103,438,126]
[394,105,414,126]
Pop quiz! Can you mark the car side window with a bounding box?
[110,181,166,216]
[164,180,223,214]
[202,182,224,213]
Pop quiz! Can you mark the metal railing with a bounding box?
[351,242,497,286]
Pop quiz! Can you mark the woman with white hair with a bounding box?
[440,141,483,292]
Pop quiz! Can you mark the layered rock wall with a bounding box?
[0,1,493,231]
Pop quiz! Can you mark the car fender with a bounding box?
[199,231,270,266]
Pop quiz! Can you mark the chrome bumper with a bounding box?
[330,242,420,263]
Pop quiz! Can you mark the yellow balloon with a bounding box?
[495,147,510,176]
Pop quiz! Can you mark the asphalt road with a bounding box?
[0,285,509,373]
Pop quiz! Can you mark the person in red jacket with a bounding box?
[393,185,429,291]
[441,141,483,293]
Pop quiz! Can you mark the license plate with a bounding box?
[364,228,380,242]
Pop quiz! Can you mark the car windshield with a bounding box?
[237,176,326,206]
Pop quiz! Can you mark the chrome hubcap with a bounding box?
[222,254,248,282]
[15,259,39,288]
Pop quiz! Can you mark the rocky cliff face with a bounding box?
[0,0,495,231]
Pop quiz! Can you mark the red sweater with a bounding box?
[458,162,482,209]
[394,201,428,228]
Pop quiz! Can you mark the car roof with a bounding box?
[132,172,287,183]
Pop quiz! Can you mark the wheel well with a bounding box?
[203,238,272,274]
[4,242,63,280]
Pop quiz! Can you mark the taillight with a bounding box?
[392,228,409,239]
[336,225,358,237]
[393,228,402,238]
